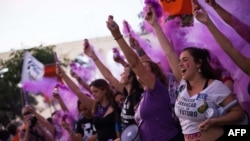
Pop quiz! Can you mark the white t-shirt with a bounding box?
[174,80,231,134]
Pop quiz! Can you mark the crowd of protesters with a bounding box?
[1,0,249,141]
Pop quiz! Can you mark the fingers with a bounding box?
[25,105,34,113]
[191,0,201,12]
[144,4,159,26]
[108,15,113,20]
[113,48,122,62]
[198,119,211,131]
[198,123,206,131]
[56,65,64,77]
[106,15,116,29]
[69,69,75,76]
[129,37,139,49]
[83,38,90,49]
[61,121,69,130]
[191,0,207,18]
[83,39,94,55]
[145,5,153,21]
[123,20,131,35]
[205,0,217,7]
[106,15,122,39]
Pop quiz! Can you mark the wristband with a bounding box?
[114,35,123,40]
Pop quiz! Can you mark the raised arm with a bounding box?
[56,65,94,110]
[83,39,124,92]
[112,48,129,68]
[205,0,250,43]
[61,117,82,141]
[53,90,69,112]
[194,0,250,76]
[106,16,156,89]
[128,37,152,62]
[70,70,91,93]
[25,105,55,138]
[144,5,182,82]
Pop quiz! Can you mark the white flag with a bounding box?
[21,52,44,83]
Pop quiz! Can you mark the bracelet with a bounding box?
[136,48,146,57]
[114,35,123,40]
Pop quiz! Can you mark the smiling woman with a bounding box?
[144,3,246,141]
[0,0,143,53]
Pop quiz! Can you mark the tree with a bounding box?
[0,45,67,128]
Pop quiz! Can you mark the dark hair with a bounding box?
[7,123,17,135]
[89,79,115,113]
[182,47,219,80]
[0,130,10,141]
[90,79,121,122]
[143,61,168,85]
[47,117,53,124]
[127,68,143,94]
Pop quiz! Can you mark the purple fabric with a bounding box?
[139,78,178,141]
[94,104,110,118]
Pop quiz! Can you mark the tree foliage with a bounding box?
[0,45,66,128]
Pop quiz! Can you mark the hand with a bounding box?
[106,15,122,39]
[56,65,65,77]
[53,91,61,100]
[144,4,158,27]
[112,48,124,63]
[25,119,32,130]
[205,0,218,8]
[87,135,97,141]
[25,105,35,114]
[61,120,70,131]
[114,138,121,141]
[70,69,78,78]
[129,37,141,50]
[83,39,95,58]
[192,0,211,25]
[198,118,214,131]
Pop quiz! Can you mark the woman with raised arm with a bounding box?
[56,66,119,141]
[83,39,144,132]
[106,16,183,141]
[202,0,250,76]
[205,0,250,44]
[144,2,245,141]
[70,70,92,94]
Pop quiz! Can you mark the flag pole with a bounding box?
[18,83,28,106]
